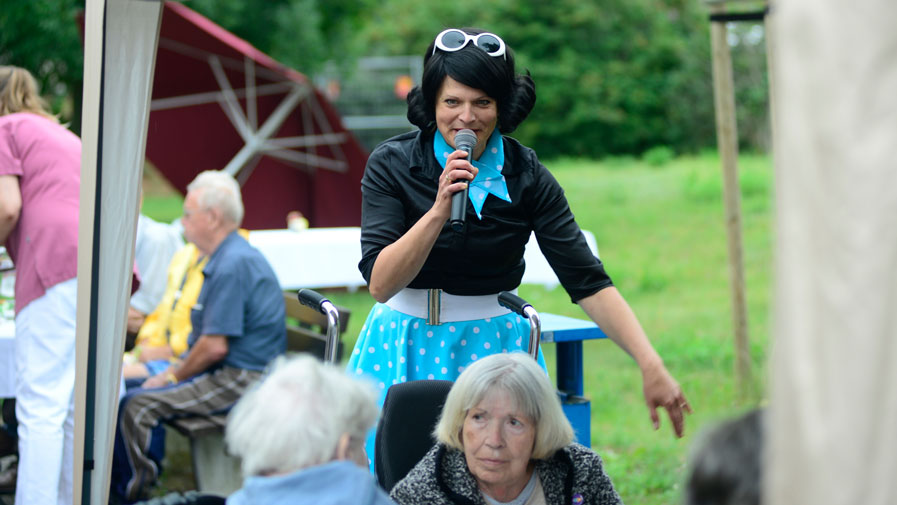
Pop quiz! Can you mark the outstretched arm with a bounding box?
[577,286,692,437]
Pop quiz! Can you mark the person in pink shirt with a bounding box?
[0,65,80,505]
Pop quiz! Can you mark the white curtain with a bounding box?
[75,1,163,504]
[768,0,897,503]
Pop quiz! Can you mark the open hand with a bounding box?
[642,363,691,438]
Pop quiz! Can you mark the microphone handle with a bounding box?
[450,187,468,231]
[449,147,472,231]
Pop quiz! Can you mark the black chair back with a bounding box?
[374,379,453,492]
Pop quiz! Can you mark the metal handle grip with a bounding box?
[297,288,329,310]
[297,288,341,364]
[498,292,530,314]
[498,291,541,360]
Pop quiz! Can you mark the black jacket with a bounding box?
[359,130,612,302]
[390,443,623,505]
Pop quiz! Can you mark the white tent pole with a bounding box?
[708,2,752,401]
[74,1,105,501]
[76,1,163,503]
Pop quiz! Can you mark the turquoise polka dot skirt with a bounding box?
[347,302,547,471]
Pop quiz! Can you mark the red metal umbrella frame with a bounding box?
[146,2,367,228]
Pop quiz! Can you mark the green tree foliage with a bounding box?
[0,0,374,130]
[359,0,768,157]
[487,0,716,158]
[187,0,375,76]
[0,0,85,128]
[0,0,768,156]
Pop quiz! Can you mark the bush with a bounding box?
[642,146,676,167]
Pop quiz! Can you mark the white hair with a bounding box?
[434,352,574,459]
[186,170,244,225]
[225,355,379,477]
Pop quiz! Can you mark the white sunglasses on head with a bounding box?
[432,28,507,60]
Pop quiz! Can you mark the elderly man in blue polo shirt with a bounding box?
[110,170,286,503]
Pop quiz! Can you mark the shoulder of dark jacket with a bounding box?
[435,445,484,505]
[500,135,541,177]
[368,129,424,166]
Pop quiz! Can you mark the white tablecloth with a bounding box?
[249,228,366,291]
[0,320,14,398]
[248,227,599,291]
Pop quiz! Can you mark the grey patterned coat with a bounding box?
[390,443,623,505]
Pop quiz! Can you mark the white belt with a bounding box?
[384,288,515,325]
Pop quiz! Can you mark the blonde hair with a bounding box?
[0,66,56,121]
[434,352,574,460]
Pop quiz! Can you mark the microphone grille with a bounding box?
[454,129,477,151]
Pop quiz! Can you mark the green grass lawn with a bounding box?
[146,152,772,503]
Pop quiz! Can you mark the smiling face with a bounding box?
[435,76,498,160]
[461,387,536,502]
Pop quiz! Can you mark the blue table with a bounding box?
[539,313,608,447]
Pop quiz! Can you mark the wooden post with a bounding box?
[764,8,778,154]
[709,3,752,401]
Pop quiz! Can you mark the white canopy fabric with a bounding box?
[768,1,897,503]
[74,1,163,504]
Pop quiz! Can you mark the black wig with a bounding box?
[406,28,536,134]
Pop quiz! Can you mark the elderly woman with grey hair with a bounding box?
[390,352,622,505]
[225,355,395,505]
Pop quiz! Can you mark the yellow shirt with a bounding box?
[133,242,206,357]
[128,229,251,360]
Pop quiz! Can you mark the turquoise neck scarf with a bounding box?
[433,129,512,219]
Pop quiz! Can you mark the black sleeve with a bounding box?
[358,142,409,284]
[524,150,614,302]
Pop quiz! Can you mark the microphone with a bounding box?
[450,129,477,231]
